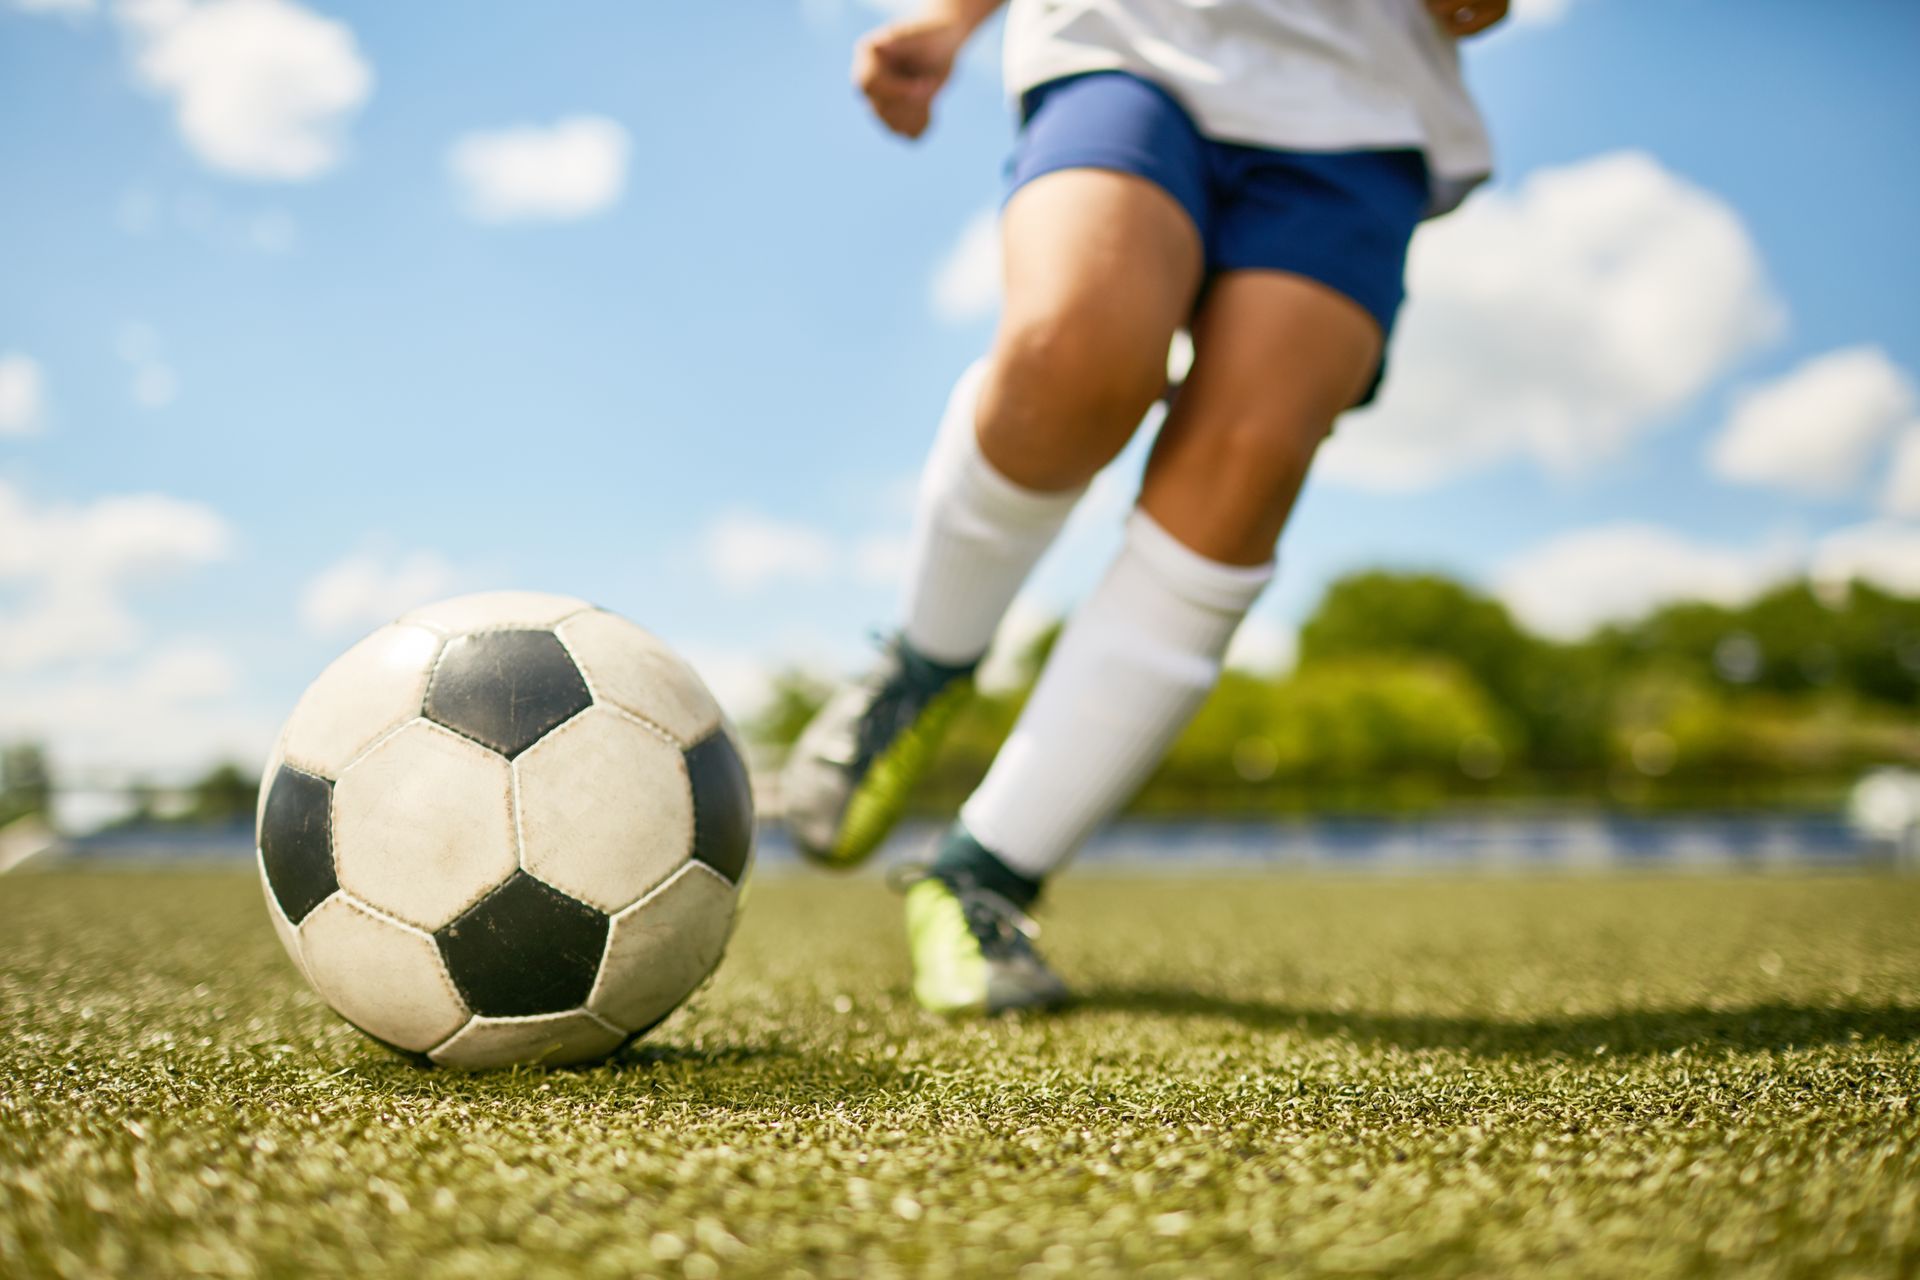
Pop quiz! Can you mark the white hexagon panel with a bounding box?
[277,623,442,777]
[333,721,518,930]
[588,863,738,1034]
[299,896,471,1053]
[430,1012,626,1071]
[400,590,592,636]
[556,609,723,745]
[516,705,694,914]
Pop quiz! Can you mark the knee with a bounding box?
[987,309,1170,444]
[1196,410,1332,498]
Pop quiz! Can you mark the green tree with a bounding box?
[1835,581,1920,706]
[1603,581,1920,707]
[0,743,52,828]
[1147,658,1519,812]
[749,670,834,748]
[1298,572,1536,706]
[1295,571,1609,771]
[743,570,1920,814]
[186,763,259,824]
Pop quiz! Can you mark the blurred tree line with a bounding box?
[756,572,1920,814]
[8,571,1918,828]
[0,749,257,830]
[0,744,52,828]
[122,763,259,826]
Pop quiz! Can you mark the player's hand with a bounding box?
[853,15,968,140]
[1427,0,1509,37]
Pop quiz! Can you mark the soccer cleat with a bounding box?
[779,637,975,870]
[897,867,1070,1016]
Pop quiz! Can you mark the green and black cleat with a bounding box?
[778,636,975,870]
[896,864,1070,1016]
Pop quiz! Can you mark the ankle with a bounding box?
[933,822,1044,911]
[897,636,979,690]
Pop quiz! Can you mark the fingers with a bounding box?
[852,24,952,140]
[856,68,935,136]
[877,95,934,140]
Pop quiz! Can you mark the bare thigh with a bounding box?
[978,168,1204,492]
[1138,270,1383,566]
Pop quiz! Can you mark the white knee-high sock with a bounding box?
[900,360,1086,667]
[960,510,1274,879]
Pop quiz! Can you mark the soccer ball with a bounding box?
[255,591,754,1069]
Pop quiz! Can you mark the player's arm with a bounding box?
[1426,0,1509,38]
[853,0,1007,140]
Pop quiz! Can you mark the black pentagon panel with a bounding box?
[259,765,336,924]
[435,872,609,1018]
[686,731,753,883]
[425,629,593,758]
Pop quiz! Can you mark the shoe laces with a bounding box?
[890,863,1043,963]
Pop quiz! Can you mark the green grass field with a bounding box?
[2,869,1917,1277]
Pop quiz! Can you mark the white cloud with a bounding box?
[117,0,373,181]
[0,353,47,435]
[0,587,132,676]
[1493,522,1797,640]
[702,511,839,594]
[1883,429,1920,519]
[673,646,784,723]
[1320,151,1781,491]
[0,479,232,671]
[299,550,455,634]
[0,482,260,788]
[0,486,232,592]
[1709,346,1918,498]
[930,208,1000,325]
[1494,519,1920,638]
[1510,0,1577,25]
[0,642,276,792]
[696,513,914,595]
[447,116,630,224]
[1810,522,1920,598]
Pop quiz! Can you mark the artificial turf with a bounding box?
[1,868,1916,1278]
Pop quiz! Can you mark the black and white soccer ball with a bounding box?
[255,591,754,1069]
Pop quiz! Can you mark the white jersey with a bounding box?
[1002,0,1492,214]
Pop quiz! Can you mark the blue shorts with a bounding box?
[1009,71,1428,392]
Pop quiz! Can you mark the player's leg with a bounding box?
[1136,271,1381,563]
[967,168,1204,494]
[913,271,1383,1015]
[782,165,1203,869]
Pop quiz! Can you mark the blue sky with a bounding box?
[2,0,1918,786]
